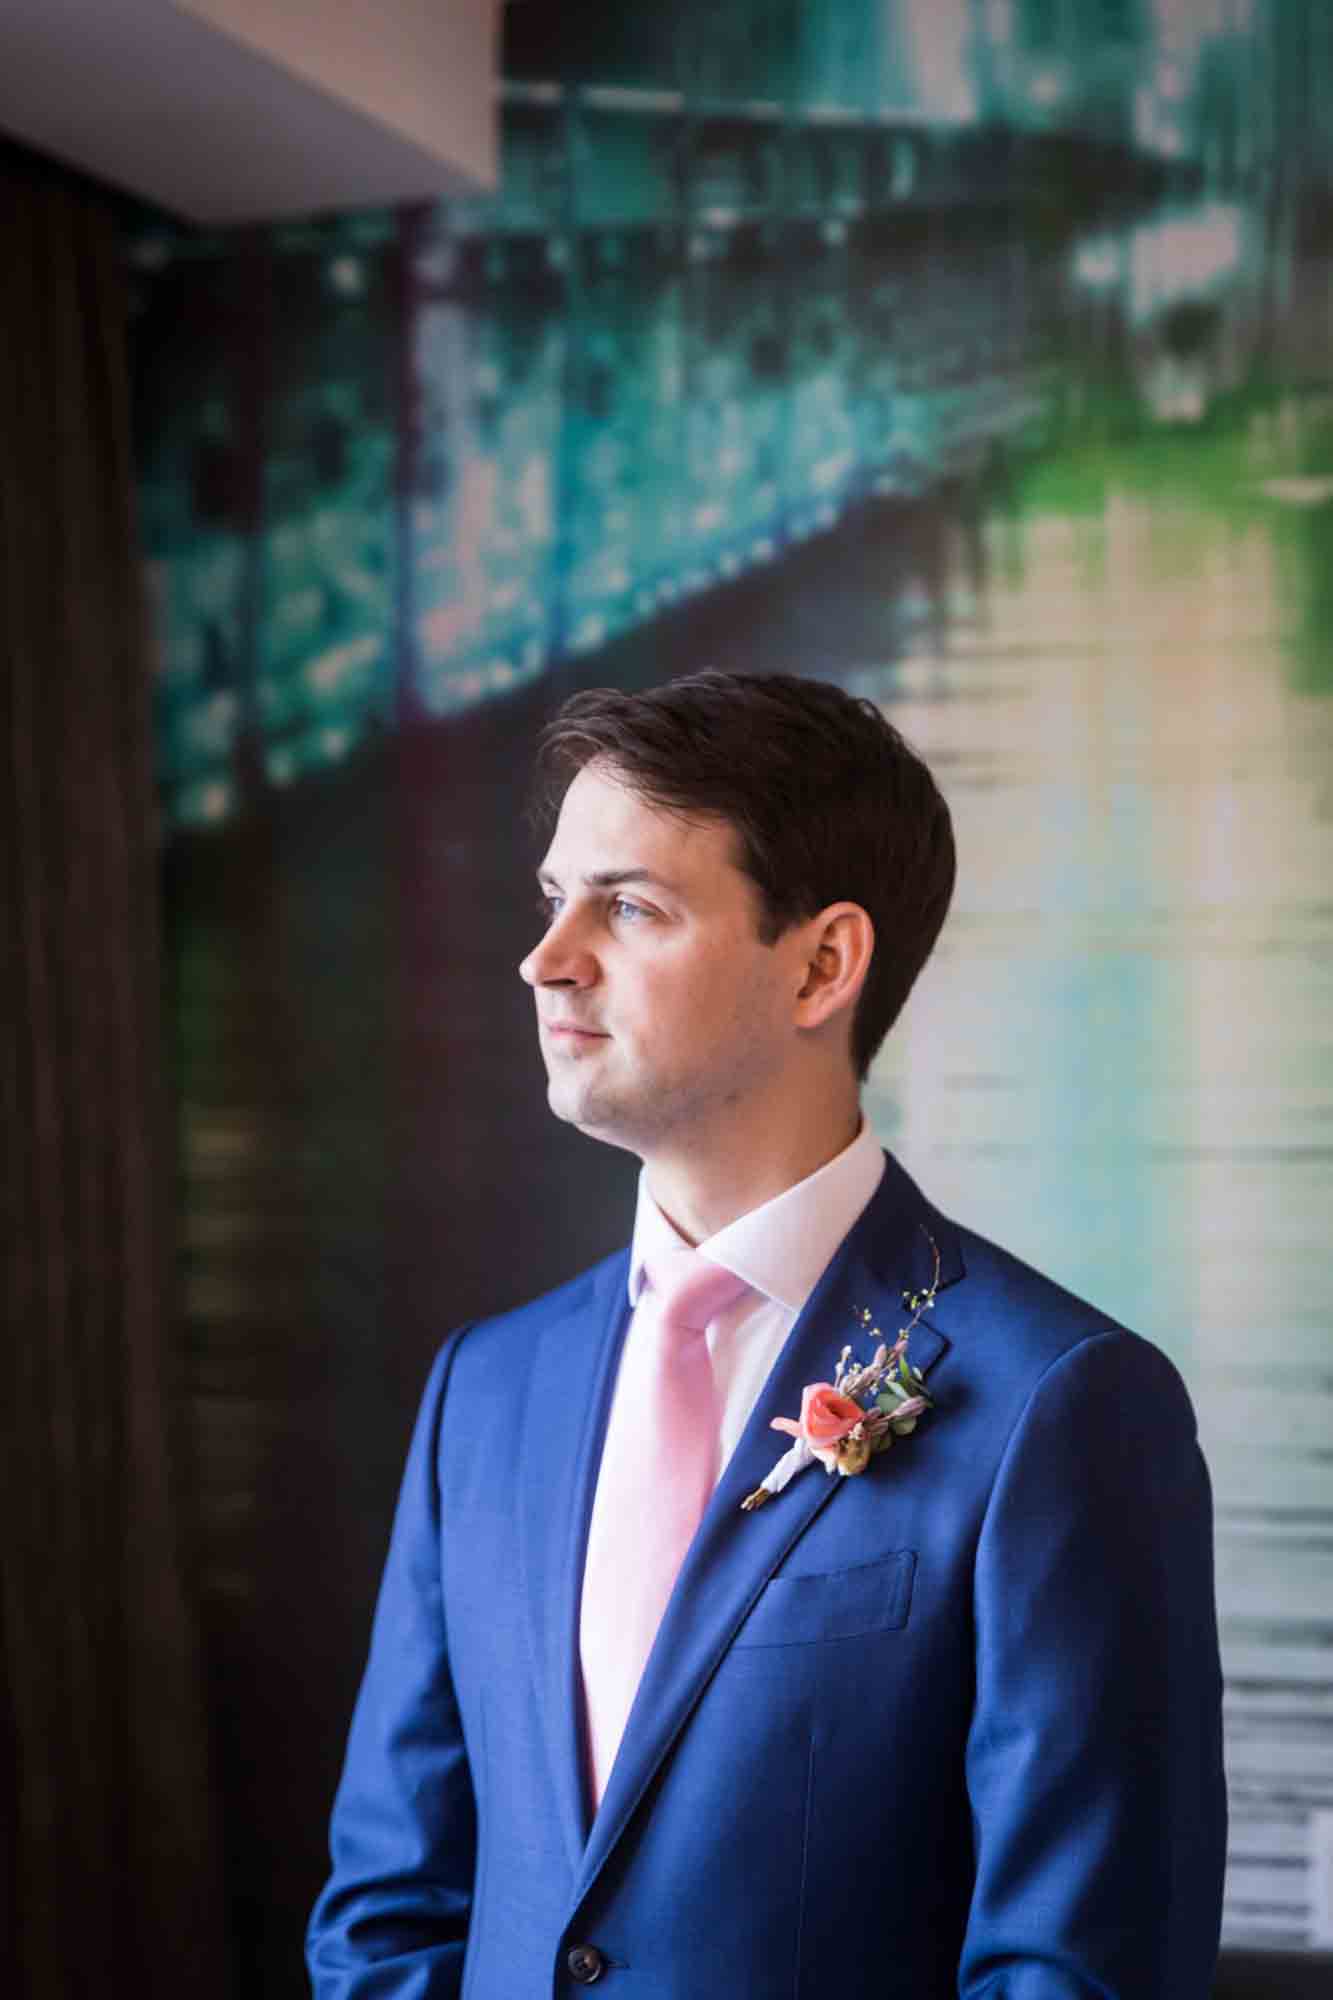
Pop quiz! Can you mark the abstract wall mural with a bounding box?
[129,3,1333,1992]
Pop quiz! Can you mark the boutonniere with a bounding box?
[741,1233,940,1512]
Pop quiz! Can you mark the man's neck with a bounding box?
[642,1103,864,1247]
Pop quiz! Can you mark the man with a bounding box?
[308,670,1226,1998]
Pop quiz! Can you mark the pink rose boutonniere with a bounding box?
[741,1233,940,1512]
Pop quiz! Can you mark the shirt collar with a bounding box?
[628,1119,886,1317]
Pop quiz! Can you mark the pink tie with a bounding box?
[579,1250,752,1807]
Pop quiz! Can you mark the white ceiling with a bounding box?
[0,0,498,224]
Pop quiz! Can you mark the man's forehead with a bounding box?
[542,765,733,872]
[544,764,728,852]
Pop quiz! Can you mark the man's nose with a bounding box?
[519,911,595,988]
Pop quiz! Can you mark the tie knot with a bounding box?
[645,1251,752,1335]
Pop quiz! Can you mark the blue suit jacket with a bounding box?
[308,1152,1226,1998]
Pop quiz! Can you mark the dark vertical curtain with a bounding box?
[1,143,228,1999]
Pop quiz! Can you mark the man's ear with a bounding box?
[792,902,874,1033]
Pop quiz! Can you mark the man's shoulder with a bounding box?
[950,1217,1129,1339]
[872,1151,1134,1357]
[925,1206,1193,1416]
[436,1244,630,1380]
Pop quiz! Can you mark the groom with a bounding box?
[308,671,1226,1997]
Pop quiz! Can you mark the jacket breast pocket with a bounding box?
[731,1548,917,1648]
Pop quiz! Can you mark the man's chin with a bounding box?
[545,1075,599,1128]
[545,1079,642,1154]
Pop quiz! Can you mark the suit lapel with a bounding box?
[571,1154,963,1911]
[515,1249,631,1878]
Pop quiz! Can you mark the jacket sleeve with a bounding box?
[307,1334,476,1998]
[957,1328,1227,1999]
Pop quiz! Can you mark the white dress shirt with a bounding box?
[607,1119,887,1488]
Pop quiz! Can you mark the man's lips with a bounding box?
[541,1020,609,1040]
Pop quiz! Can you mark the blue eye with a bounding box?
[611,896,647,921]
[537,893,563,924]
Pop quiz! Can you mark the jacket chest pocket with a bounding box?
[732,1548,917,1648]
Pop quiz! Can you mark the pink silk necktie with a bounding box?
[579,1249,753,1808]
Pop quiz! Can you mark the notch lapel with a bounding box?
[571,1154,963,1912]
[515,1250,631,1878]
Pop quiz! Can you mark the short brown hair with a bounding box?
[535,671,955,1078]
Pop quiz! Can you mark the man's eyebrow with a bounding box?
[536,866,681,893]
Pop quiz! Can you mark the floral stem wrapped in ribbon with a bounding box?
[741,1235,939,1512]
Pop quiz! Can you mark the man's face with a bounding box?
[519,761,805,1159]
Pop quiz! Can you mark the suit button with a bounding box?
[566,1943,605,1984]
